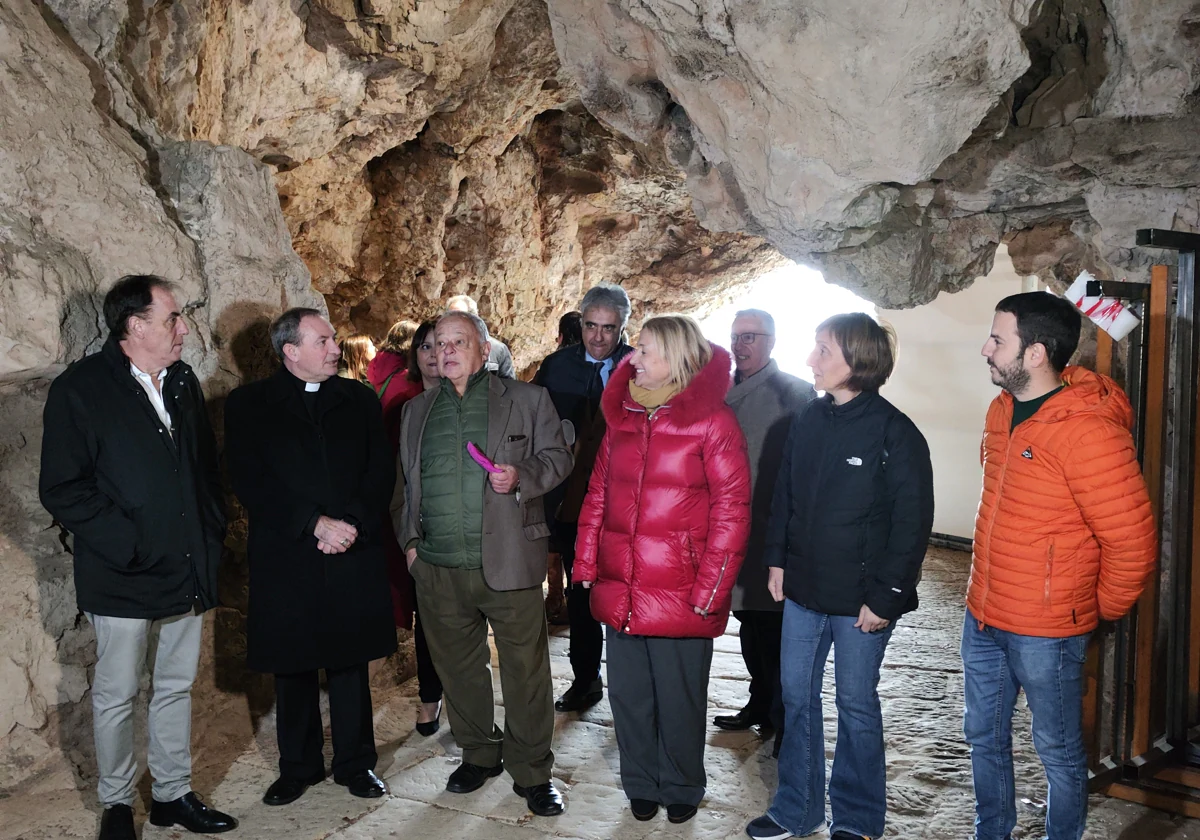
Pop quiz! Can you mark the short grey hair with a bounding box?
[445,294,479,315]
[580,283,631,327]
[734,308,775,335]
[437,310,490,347]
[270,307,322,359]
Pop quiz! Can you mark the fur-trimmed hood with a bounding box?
[602,343,733,426]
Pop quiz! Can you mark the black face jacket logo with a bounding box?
[1021,447,1033,460]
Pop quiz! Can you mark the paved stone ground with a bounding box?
[4,547,1200,839]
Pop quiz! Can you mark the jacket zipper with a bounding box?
[1044,538,1055,606]
[982,428,1018,622]
[624,403,649,633]
[705,553,731,613]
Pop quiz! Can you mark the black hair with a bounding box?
[994,292,1082,373]
[558,311,583,346]
[103,275,174,340]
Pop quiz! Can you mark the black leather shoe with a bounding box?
[263,770,325,806]
[446,761,503,793]
[513,780,565,816]
[554,679,603,713]
[98,804,135,840]
[337,769,387,798]
[630,798,659,821]
[149,792,238,833]
[666,803,698,824]
[415,700,442,737]
[713,707,767,731]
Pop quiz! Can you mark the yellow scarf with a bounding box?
[629,381,680,409]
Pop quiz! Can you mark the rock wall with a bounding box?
[0,0,325,792]
[546,0,1200,303]
[0,0,774,794]
[5,0,1200,800]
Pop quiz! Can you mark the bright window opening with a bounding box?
[699,261,875,380]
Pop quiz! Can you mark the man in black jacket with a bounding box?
[224,308,396,808]
[39,275,236,840]
[533,283,633,712]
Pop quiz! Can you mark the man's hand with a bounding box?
[317,540,344,555]
[406,547,417,570]
[488,464,519,495]
[315,516,357,551]
[854,603,891,633]
[767,567,785,602]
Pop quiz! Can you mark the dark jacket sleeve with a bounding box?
[762,412,800,569]
[224,387,322,538]
[192,378,227,534]
[865,414,935,620]
[341,390,397,542]
[38,376,138,568]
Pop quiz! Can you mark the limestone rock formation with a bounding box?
[546,0,1200,302]
[5,0,1200,805]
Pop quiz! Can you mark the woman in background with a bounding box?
[575,314,750,825]
[338,334,376,387]
[381,321,444,736]
[368,319,419,444]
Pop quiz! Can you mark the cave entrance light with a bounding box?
[698,261,875,380]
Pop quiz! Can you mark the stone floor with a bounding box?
[4,547,1200,839]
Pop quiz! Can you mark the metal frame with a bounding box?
[1137,230,1200,754]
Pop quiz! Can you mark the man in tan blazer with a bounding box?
[392,310,572,816]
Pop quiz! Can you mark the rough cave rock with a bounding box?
[1,0,1199,792]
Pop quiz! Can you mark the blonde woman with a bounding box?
[574,315,751,824]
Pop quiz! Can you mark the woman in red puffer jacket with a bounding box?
[575,314,750,824]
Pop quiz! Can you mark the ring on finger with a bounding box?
[340,538,350,547]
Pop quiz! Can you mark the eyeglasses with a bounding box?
[730,332,772,346]
[584,321,619,335]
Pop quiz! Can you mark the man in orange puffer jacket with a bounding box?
[963,292,1156,840]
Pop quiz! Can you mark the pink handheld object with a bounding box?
[466,441,503,474]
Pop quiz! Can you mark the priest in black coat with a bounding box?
[224,307,396,806]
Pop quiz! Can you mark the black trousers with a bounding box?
[559,521,603,687]
[274,663,376,783]
[606,628,713,806]
[413,597,443,704]
[735,609,784,730]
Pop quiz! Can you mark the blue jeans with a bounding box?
[768,600,894,839]
[960,611,1090,840]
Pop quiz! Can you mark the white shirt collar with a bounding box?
[584,351,612,367]
[130,361,167,382]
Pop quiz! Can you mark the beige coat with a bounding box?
[391,374,573,591]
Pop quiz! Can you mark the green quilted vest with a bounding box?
[417,370,489,568]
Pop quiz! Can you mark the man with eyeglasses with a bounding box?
[533,283,634,713]
[714,309,815,756]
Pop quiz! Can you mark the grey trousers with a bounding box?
[86,611,202,806]
[605,627,714,807]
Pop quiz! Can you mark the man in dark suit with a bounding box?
[392,310,572,816]
[224,308,396,806]
[40,275,237,840]
[533,283,633,713]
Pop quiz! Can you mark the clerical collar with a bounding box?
[305,382,320,392]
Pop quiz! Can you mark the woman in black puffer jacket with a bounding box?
[745,313,934,840]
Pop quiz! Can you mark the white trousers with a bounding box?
[86,612,202,806]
